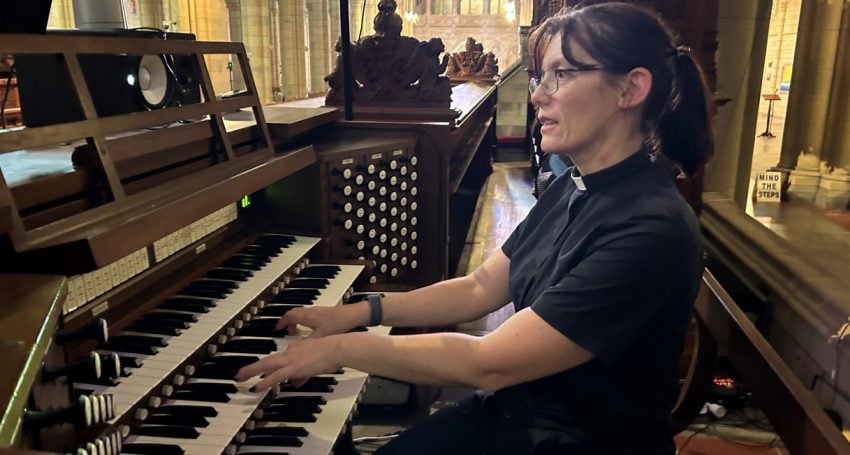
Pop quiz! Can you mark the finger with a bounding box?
[283,322,300,335]
[290,377,308,388]
[251,366,294,393]
[276,311,300,330]
[235,354,280,382]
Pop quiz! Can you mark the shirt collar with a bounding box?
[570,150,653,192]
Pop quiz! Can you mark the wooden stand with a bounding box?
[759,93,781,138]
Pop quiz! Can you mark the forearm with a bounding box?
[380,251,512,327]
[333,331,495,389]
[380,276,495,327]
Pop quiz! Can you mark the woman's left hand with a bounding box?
[235,336,343,392]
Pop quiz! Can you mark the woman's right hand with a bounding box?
[276,303,366,338]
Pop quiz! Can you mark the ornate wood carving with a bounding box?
[324,0,452,109]
[446,37,499,82]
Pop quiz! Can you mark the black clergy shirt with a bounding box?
[498,150,704,454]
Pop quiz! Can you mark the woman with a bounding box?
[237,2,712,453]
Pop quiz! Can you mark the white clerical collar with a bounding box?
[570,169,587,191]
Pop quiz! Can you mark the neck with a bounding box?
[570,122,646,176]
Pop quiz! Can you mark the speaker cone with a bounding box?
[137,54,172,109]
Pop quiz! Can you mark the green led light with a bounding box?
[240,195,252,208]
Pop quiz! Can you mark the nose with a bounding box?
[530,84,548,107]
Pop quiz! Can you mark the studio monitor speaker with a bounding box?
[15,30,201,127]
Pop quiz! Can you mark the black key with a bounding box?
[101,342,159,355]
[299,267,339,279]
[194,355,259,380]
[122,443,185,455]
[247,426,308,437]
[126,324,182,337]
[234,452,290,455]
[281,376,336,393]
[243,318,283,327]
[220,339,278,354]
[205,268,252,281]
[271,395,327,406]
[190,279,238,290]
[133,425,200,438]
[174,289,226,300]
[255,234,296,247]
[240,246,279,256]
[207,355,261,366]
[269,297,316,306]
[167,296,218,307]
[158,301,211,313]
[109,335,167,347]
[259,305,307,317]
[170,390,232,403]
[261,412,317,423]
[192,365,239,380]
[143,311,198,323]
[155,405,218,417]
[134,318,191,330]
[237,327,287,338]
[276,289,321,297]
[347,326,368,333]
[145,413,210,427]
[230,254,271,265]
[266,403,322,414]
[243,434,303,447]
[220,258,264,269]
[177,382,239,394]
[182,284,232,296]
[287,278,330,289]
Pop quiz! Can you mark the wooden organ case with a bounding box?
[268,0,497,291]
[0,32,383,455]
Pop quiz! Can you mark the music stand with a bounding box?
[759,93,781,138]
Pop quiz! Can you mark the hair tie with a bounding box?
[673,45,691,58]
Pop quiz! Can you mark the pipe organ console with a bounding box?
[0,28,497,455]
[0,34,370,455]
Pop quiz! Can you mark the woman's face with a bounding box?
[531,34,623,158]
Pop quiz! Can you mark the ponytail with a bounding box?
[657,51,714,176]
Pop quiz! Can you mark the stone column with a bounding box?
[47,0,75,29]
[778,0,843,169]
[306,0,333,95]
[138,0,166,29]
[822,5,850,170]
[241,0,273,103]
[279,0,308,99]
[226,0,247,92]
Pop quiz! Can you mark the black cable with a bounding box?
[1,63,15,130]
[358,0,368,41]
[676,422,712,454]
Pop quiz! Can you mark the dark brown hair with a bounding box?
[528,2,713,176]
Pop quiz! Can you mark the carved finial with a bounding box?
[374,0,403,37]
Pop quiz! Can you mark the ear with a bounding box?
[618,67,653,108]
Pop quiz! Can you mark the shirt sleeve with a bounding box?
[530,214,701,364]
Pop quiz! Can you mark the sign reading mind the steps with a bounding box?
[756,171,782,203]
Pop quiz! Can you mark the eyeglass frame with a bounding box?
[526,66,612,95]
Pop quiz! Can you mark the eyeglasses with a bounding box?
[527,66,609,95]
